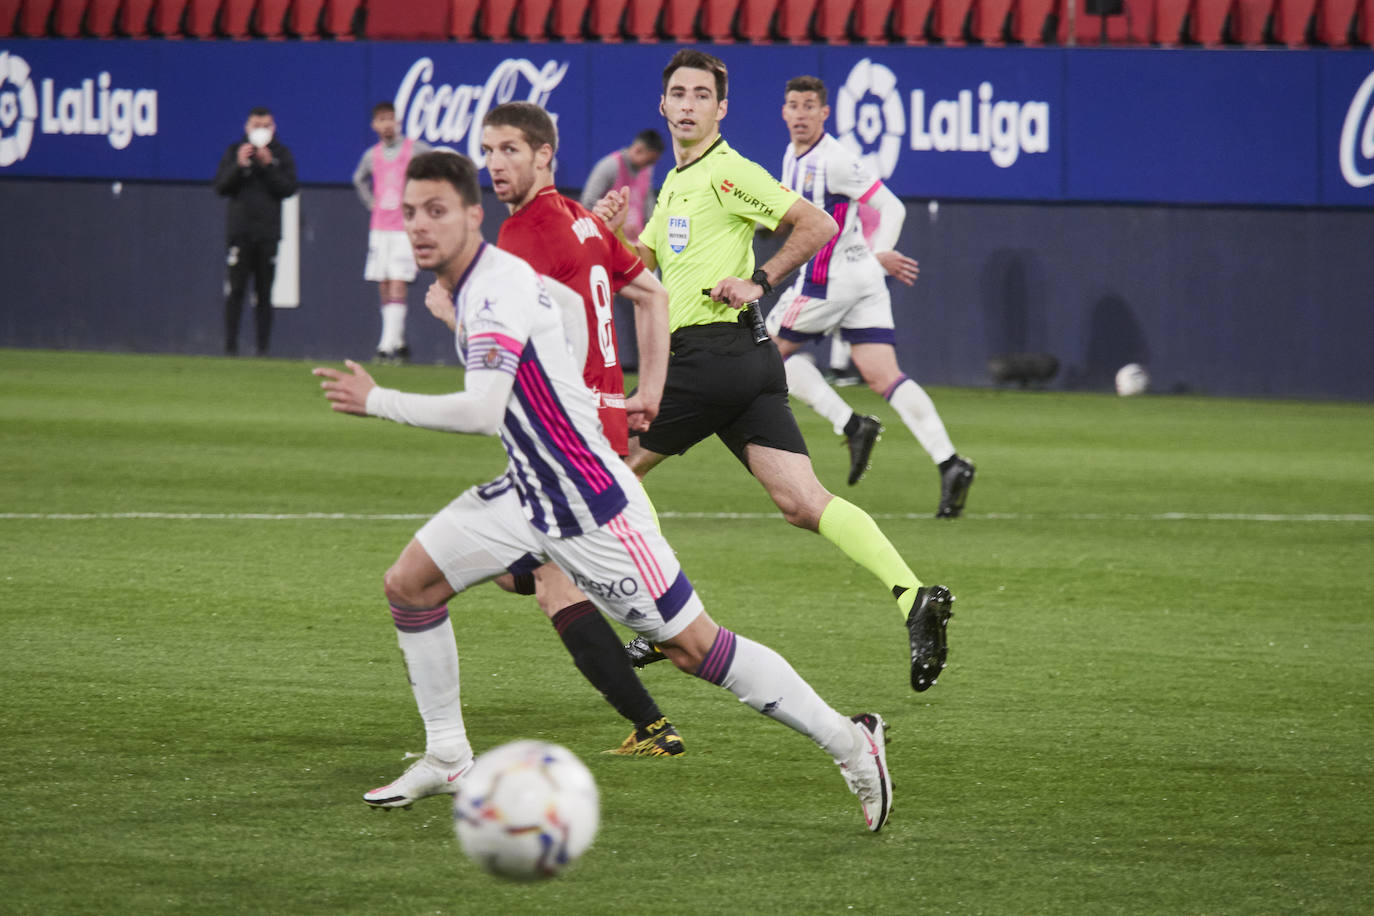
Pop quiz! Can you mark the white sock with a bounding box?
[391,609,469,762]
[694,627,857,760]
[379,302,407,352]
[887,376,956,465]
[785,354,855,436]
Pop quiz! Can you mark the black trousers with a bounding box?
[224,238,278,355]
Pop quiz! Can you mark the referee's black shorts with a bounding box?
[637,318,809,469]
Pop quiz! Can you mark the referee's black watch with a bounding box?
[750,268,773,297]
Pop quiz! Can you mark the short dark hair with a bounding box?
[371,101,395,117]
[482,101,559,154]
[785,76,828,107]
[634,129,664,153]
[405,150,481,207]
[248,106,272,119]
[662,49,728,102]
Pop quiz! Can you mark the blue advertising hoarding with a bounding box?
[1,39,1371,208]
[819,47,1065,201]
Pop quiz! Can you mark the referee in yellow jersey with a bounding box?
[594,48,956,693]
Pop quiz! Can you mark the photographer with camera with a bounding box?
[213,106,298,356]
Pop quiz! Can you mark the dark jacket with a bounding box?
[213,136,299,242]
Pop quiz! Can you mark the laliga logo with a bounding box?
[0,51,38,167]
[835,57,1050,177]
[0,50,157,167]
[1339,71,1374,189]
[835,59,905,179]
[394,57,568,164]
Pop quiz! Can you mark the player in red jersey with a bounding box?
[489,139,664,453]
[470,102,680,757]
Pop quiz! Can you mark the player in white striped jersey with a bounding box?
[312,150,895,832]
[767,76,975,518]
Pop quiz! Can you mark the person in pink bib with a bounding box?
[353,102,432,364]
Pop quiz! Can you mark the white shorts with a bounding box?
[765,270,895,345]
[364,229,418,282]
[415,477,703,645]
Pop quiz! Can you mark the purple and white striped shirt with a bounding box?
[454,244,630,538]
[781,133,885,300]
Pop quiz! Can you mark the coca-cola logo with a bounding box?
[393,57,569,166]
[1339,71,1374,190]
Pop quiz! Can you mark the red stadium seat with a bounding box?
[1358,0,1372,44]
[288,0,324,36]
[0,0,21,37]
[1119,0,1155,42]
[217,0,254,36]
[1190,0,1230,44]
[449,0,479,38]
[1230,0,1273,43]
[1009,0,1055,42]
[1057,0,1151,44]
[775,0,817,41]
[700,0,739,40]
[151,0,187,36]
[659,0,701,40]
[586,0,626,40]
[1152,0,1189,43]
[53,0,87,36]
[321,0,359,37]
[516,0,553,38]
[478,0,516,38]
[621,0,657,39]
[367,0,447,38]
[20,0,55,35]
[852,0,894,40]
[1273,0,1315,43]
[737,0,776,39]
[892,0,933,41]
[550,0,589,38]
[254,0,290,37]
[119,0,153,34]
[85,0,123,35]
[971,0,1014,42]
[1314,0,1357,43]
[815,0,855,41]
[182,0,219,37]
[933,0,973,43]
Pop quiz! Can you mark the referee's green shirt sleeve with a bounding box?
[716,156,801,232]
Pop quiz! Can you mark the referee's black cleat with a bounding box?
[936,455,976,518]
[626,636,668,668]
[906,585,954,692]
[844,414,883,486]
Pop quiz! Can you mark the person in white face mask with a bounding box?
[213,106,298,357]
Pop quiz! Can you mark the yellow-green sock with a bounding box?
[817,496,922,619]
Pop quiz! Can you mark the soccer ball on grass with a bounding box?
[453,740,599,880]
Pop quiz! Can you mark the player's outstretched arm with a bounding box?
[620,270,670,432]
[312,360,514,435]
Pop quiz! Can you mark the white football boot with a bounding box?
[363,752,474,809]
[836,713,893,832]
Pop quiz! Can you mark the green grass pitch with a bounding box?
[2,348,1371,914]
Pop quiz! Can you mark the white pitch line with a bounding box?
[1,511,1371,523]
